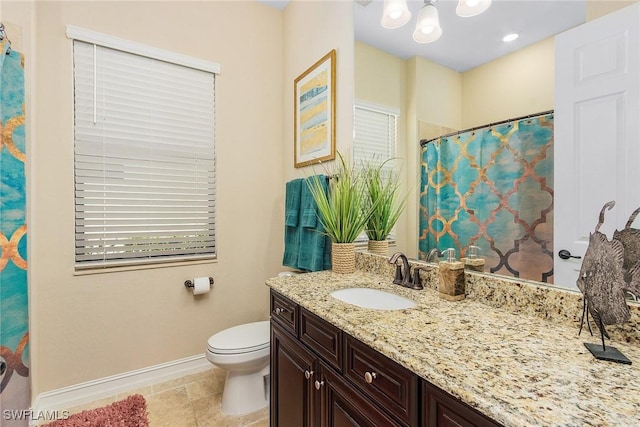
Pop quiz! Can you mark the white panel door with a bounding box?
[554,3,640,289]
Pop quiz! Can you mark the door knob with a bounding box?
[558,249,581,260]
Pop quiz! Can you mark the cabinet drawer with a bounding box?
[423,382,502,427]
[300,307,343,371]
[271,291,298,336]
[344,335,419,427]
[320,361,403,427]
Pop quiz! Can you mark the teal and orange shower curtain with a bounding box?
[0,34,30,422]
[419,113,554,283]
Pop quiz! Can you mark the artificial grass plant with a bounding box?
[306,152,376,244]
[362,157,407,242]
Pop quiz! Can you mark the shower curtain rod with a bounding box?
[420,109,554,147]
[0,22,12,54]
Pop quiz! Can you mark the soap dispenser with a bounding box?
[462,245,485,272]
[438,248,466,301]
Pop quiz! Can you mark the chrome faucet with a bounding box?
[426,248,444,263]
[388,252,424,290]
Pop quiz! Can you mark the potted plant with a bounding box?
[362,157,407,256]
[306,152,375,273]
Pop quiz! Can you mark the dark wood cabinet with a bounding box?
[270,290,412,427]
[344,335,418,426]
[423,382,502,427]
[270,289,502,427]
[270,322,318,427]
[319,361,402,427]
[300,307,343,371]
[271,291,298,335]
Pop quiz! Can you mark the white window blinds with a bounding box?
[353,102,398,175]
[72,37,217,268]
[353,102,399,242]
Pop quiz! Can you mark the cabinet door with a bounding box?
[271,322,319,427]
[319,361,403,427]
[423,382,502,427]
[344,335,418,426]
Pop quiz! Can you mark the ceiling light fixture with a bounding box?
[381,0,412,29]
[502,33,519,42]
[456,0,492,18]
[382,0,492,45]
[413,1,442,44]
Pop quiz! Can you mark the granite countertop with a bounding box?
[266,270,640,427]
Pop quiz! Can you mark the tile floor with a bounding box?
[67,367,269,427]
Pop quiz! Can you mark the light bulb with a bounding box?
[381,0,412,29]
[413,3,442,43]
[456,0,492,17]
[389,9,402,19]
[421,26,435,35]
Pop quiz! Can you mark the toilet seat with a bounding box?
[207,320,270,355]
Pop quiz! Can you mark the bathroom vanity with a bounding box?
[266,255,640,427]
[270,289,499,426]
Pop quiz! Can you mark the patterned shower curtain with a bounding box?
[419,113,554,283]
[0,34,30,424]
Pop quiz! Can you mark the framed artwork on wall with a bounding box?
[294,49,336,168]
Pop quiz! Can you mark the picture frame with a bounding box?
[294,49,336,168]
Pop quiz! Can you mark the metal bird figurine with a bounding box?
[577,201,632,364]
[612,206,640,298]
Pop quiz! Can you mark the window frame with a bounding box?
[353,100,400,243]
[68,26,221,270]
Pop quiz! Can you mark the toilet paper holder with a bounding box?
[184,277,214,289]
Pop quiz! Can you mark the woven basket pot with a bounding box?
[367,240,389,256]
[331,242,356,274]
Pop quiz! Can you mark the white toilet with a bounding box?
[206,320,270,415]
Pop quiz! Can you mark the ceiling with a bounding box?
[355,0,587,72]
[262,0,587,73]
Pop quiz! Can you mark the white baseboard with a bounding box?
[31,353,211,420]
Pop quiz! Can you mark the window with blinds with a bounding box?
[353,102,398,174]
[71,32,218,269]
[353,101,399,242]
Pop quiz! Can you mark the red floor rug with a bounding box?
[42,394,149,427]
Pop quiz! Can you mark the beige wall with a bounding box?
[354,41,410,253]
[6,0,286,396]
[587,0,639,20]
[283,0,354,182]
[4,0,355,398]
[407,57,462,256]
[414,57,462,130]
[353,43,463,255]
[354,41,406,109]
[461,37,555,128]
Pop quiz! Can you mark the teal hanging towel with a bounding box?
[282,176,330,272]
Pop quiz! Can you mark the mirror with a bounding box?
[354,0,640,295]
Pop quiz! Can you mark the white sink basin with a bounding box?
[330,288,417,310]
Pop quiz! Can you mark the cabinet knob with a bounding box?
[364,371,377,384]
[314,380,324,390]
[275,307,288,315]
[304,370,314,379]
